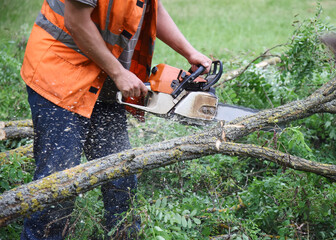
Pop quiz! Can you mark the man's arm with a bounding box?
[156,0,212,73]
[64,0,147,98]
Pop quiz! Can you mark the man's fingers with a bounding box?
[134,87,141,98]
[122,90,129,99]
[141,84,148,97]
[114,69,149,98]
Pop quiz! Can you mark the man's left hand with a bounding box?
[187,51,212,74]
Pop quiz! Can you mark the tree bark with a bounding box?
[0,120,33,141]
[0,127,33,141]
[0,119,33,128]
[0,76,336,228]
[0,143,34,164]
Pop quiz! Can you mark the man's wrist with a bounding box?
[106,61,125,81]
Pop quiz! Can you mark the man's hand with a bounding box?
[187,51,212,74]
[113,69,148,98]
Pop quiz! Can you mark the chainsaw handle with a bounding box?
[171,65,206,98]
[201,60,223,90]
[116,84,151,104]
[191,65,206,78]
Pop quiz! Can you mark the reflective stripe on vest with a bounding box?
[35,12,84,55]
[41,0,132,54]
[46,0,64,16]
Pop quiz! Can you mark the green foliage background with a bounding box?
[1,0,336,239]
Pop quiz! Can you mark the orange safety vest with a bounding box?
[21,0,157,118]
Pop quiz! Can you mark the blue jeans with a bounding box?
[21,86,137,240]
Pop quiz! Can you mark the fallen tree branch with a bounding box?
[1,131,336,227]
[0,120,33,141]
[1,73,336,227]
[216,142,336,180]
[0,143,34,164]
[0,126,33,141]
[0,120,33,128]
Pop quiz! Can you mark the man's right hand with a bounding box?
[112,69,148,99]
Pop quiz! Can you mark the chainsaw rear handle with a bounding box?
[116,84,176,115]
[116,83,151,104]
[201,60,223,91]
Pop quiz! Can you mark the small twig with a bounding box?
[262,85,275,108]
[215,44,285,88]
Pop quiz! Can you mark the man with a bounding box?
[20,0,212,239]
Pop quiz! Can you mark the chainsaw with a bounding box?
[117,61,258,124]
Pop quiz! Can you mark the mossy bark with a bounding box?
[0,119,33,140]
[0,127,33,141]
[0,144,34,164]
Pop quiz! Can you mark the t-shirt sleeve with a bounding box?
[70,0,97,8]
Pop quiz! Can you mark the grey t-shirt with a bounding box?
[72,0,97,8]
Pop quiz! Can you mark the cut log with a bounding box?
[0,127,33,141]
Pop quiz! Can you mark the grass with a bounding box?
[0,0,40,42]
[155,0,336,68]
[1,0,336,63]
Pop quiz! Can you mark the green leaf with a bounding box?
[190,209,197,217]
[242,234,249,240]
[154,226,164,232]
[158,211,163,221]
[192,217,201,225]
[175,213,182,224]
[164,214,168,223]
[181,216,188,228]
[161,197,167,208]
[155,199,161,208]
[182,209,190,215]
[187,218,192,228]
